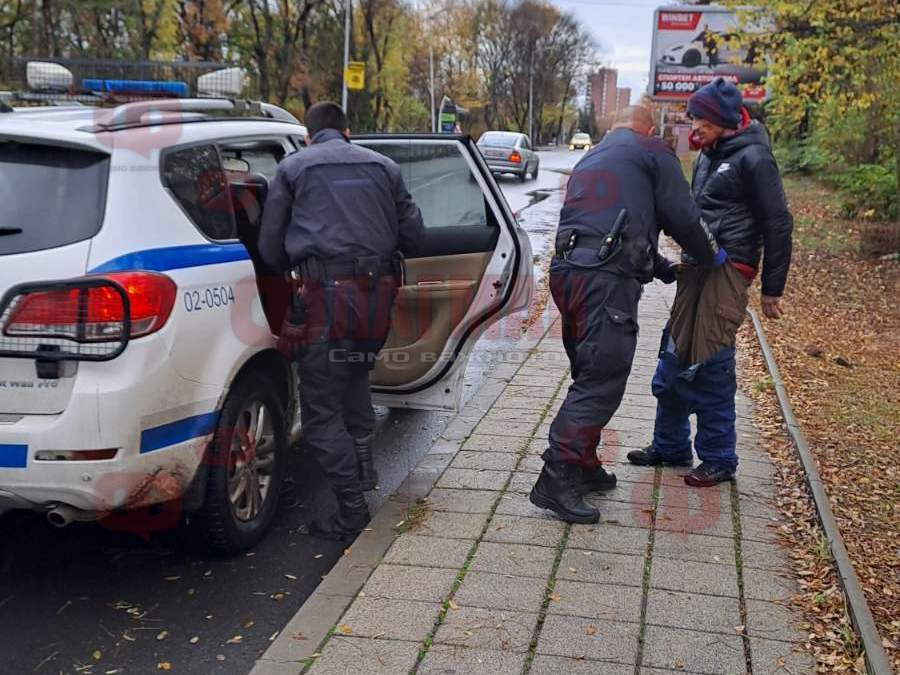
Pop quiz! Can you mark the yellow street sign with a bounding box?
[345,61,365,90]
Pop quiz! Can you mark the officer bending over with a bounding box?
[530,105,725,524]
[259,102,424,540]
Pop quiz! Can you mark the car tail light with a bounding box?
[509,151,522,164]
[4,272,176,342]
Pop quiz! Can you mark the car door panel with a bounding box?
[353,136,533,411]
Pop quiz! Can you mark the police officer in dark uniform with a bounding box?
[259,102,424,540]
[529,105,726,524]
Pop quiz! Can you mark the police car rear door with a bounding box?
[354,135,533,412]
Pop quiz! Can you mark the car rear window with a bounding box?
[0,141,109,256]
[478,133,518,147]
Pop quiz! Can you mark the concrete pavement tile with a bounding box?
[566,522,650,557]
[462,434,527,453]
[436,468,510,491]
[469,541,557,579]
[483,514,565,547]
[607,461,658,485]
[418,644,526,674]
[500,385,559,401]
[556,549,645,587]
[412,509,487,540]
[657,477,733,515]
[507,374,563,389]
[362,564,458,603]
[650,558,739,597]
[735,476,778,501]
[745,599,808,642]
[642,625,746,673]
[338,596,440,640]
[738,494,781,521]
[617,393,659,409]
[526,437,549,455]
[535,615,639,664]
[481,407,546,425]
[740,539,791,571]
[610,404,661,421]
[750,637,816,675]
[449,450,520,472]
[474,419,537,437]
[738,458,776,481]
[493,491,556,520]
[433,606,537,653]
[586,495,653,528]
[654,504,735,539]
[517,453,543,473]
[738,514,782,543]
[653,531,736,565]
[507,471,538,494]
[547,579,643,622]
[606,415,654,432]
[535,422,552,438]
[645,588,742,635]
[453,570,547,613]
[307,636,420,675]
[427,488,498,515]
[383,534,471,569]
[742,568,798,603]
[528,655,635,675]
[249,659,304,675]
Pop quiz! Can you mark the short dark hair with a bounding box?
[305,102,348,137]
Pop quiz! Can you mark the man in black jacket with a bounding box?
[627,78,793,486]
[529,106,725,524]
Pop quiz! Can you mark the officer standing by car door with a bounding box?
[529,105,727,524]
[259,102,424,540]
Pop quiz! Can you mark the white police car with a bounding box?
[0,98,533,552]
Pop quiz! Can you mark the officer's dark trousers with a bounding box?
[542,255,642,469]
[293,276,396,489]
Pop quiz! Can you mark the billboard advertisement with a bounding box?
[649,5,767,102]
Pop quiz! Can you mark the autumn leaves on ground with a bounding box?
[737,176,899,672]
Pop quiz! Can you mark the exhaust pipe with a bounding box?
[46,505,97,528]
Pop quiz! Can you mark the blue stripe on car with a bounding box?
[140,411,219,454]
[90,243,250,274]
[0,444,27,468]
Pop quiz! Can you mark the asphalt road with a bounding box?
[0,148,579,675]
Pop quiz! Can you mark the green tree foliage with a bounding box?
[0,0,593,138]
[732,0,899,220]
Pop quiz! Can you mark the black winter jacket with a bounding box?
[557,128,719,282]
[689,121,793,297]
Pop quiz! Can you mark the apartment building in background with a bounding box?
[588,67,633,131]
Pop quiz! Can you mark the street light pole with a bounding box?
[429,45,436,133]
[341,0,351,112]
[528,50,534,142]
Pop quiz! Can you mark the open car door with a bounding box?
[353,135,533,412]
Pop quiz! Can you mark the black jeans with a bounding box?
[542,258,642,469]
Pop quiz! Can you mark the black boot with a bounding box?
[529,462,600,524]
[354,436,379,491]
[309,486,370,541]
[580,465,617,493]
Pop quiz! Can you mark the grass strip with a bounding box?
[633,467,663,674]
[730,482,754,674]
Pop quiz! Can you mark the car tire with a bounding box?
[683,50,701,67]
[519,168,528,182]
[198,372,287,554]
[532,164,539,179]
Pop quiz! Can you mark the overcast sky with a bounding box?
[552,0,668,103]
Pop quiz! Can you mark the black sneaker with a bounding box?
[579,465,617,493]
[626,445,693,467]
[684,462,735,487]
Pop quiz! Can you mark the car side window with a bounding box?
[359,141,491,230]
[219,141,287,180]
[522,137,531,150]
[162,144,236,241]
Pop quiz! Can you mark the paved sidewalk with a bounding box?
[294,279,815,675]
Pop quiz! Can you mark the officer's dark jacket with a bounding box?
[691,121,793,297]
[558,128,718,281]
[259,128,425,271]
